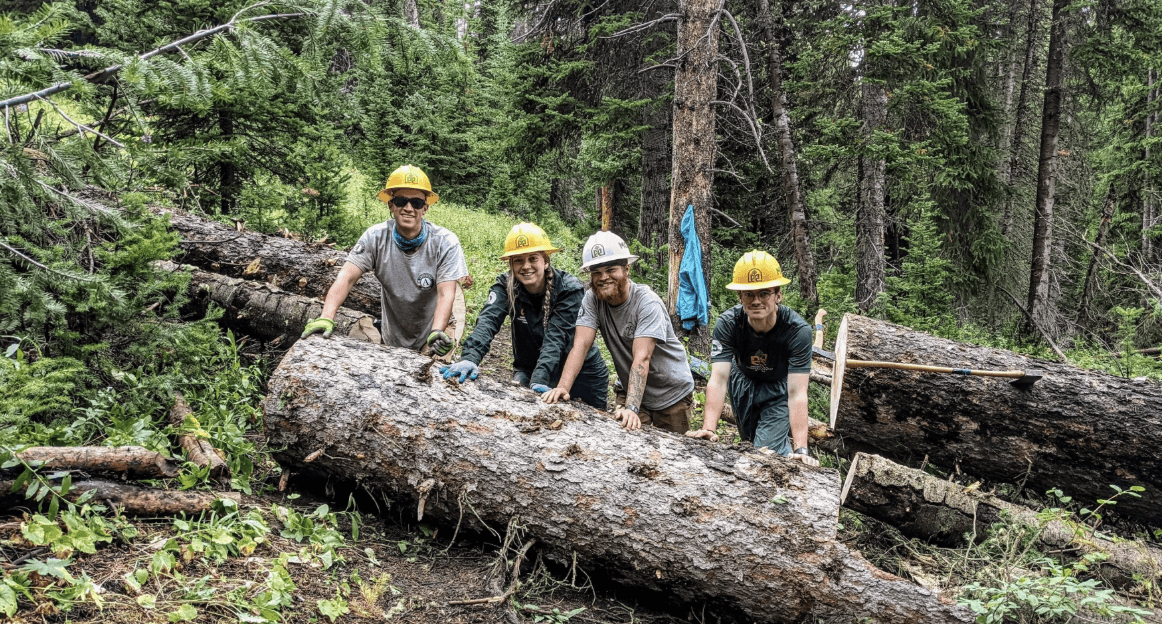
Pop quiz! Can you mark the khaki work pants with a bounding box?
[614,391,693,434]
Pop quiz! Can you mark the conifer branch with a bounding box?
[0,239,96,282]
[35,96,125,149]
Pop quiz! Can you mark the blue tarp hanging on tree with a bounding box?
[677,204,710,330]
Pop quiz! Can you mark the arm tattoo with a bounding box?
[626,362,647,409]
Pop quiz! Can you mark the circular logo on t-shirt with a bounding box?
[351,242,365,255]
[711,339,724,358]
[487,291,498,305]
[416,273,435,290]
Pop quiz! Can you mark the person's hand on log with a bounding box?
[426,330,454,356]
[615,407,641,431]
[441,360,479,383]
[686,428,719,443]
[790,447,820,468]
[542,387,570,404]
[530,383,551,394]
[301,317,335,339]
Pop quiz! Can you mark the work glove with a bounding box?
[530,383,552,394]
[301,317,335,339]
[426,330,454,356]
[441,360,479,383]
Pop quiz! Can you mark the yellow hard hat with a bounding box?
[500,222,561,259]
[726,250,791,290]
[376,164,439,206]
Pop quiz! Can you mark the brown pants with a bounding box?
[615,391,693,434]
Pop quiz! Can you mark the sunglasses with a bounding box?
[390,196,427,210]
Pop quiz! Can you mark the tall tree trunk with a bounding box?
[640,99,671,270]
[219,113,237,215]
[856,78,887,312]
[550,178,582,225]
[1077,185,1115,324]
[668,0,718,353]
[1145,69,1157,264]
[997,0,1024,179]
[1001,0,1042,235]
[1026,0,1068,334]
[758,0,817,304]
[404,0,420,28]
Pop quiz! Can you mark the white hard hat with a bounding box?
[581,231,638,270]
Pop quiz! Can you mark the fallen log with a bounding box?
[263,336,972,623]
[0,479,238,515]
[169,392,229,481]
[829,314,1162,524]
[159,260,380,345]
[841,453,1162,589]
[17,446,178,479]
[161,209,382,316]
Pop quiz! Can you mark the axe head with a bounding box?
[1010,369,1043,388]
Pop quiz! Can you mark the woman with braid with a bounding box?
[441,223,609,409]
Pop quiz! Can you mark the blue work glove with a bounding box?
[441,360,479,383]
[530,383,552,394]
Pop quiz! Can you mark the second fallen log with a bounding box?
[830,314,1162,524]
[0,479,238,515]
[264,336,971,624]
[17,446,178,479]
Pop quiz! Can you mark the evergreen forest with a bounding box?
[0,0,1161,622]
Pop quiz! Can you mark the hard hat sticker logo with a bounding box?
[747,268,764,283]
[404,173,418,184]
[516,235,530,248]
[416,273,436,290]
[591,244,606,258]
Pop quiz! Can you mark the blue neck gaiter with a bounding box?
[393,220,429,252]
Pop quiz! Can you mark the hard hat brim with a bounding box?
[499,246,561,259]
[581,255,639,271]
[376,188,439,206]
[726,276,791,290]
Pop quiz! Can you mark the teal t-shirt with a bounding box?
[710,305,812,384]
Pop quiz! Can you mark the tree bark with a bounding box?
[1145,69,1157,264]
[829,314,1162,524]
[856,78,888,312]
[161,209,383,318]
[639,103,670,268]
[161,260,381,345]
[0,479,239,516]
[17,447,178,479]
[404,0,420,28]
[841,452,1162,589]
[668,0,718,353]
[1077,184,1115,324]
[169,392,230,482]
[1027,0,1068,334]
[758,0,817,304]
[1001,0,1042,236]
[263,336,972,624]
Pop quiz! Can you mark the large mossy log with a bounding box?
[263,336,971,623]
[830,314,1162,524]
[841,453,1162,588]
[159,260,380,344]
[162,209,383,316]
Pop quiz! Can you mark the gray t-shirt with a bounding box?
[346,220,468,350]
[576,282,694,410]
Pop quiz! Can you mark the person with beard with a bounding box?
[686,251,819,466]
[439,223,609,409]
[301,164,467,356]
[542,232,695,433]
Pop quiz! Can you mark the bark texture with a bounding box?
[162,210,383,318]
[667,0,717,351]
[831,314,1162,524]
[640,98,671,268]
[1145,69,1157,264]
[162,260,380,345]
[842,453,1162,588]
[263,336,972,624]
[1001,0,1042,235]
[758,0,817,304]
[170,392,230,481]
[1027,0,1068,333]
[0,479,239,515]
[17,446,178,479]
[1077,185,1115,324]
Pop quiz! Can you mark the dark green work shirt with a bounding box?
[710,305,813,383]
[460,267,603,388]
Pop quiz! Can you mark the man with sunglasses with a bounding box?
[302,164,467,356]
[686,251,819,467]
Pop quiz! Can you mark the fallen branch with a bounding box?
[169,392,229,482]
[996,284,1067,360]
[0,479,238,515]
[17,446,178,479]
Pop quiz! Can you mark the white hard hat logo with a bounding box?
[592,244,606,258]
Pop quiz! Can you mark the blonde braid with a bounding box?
[541,262,554,333]
[506,261,517,320]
